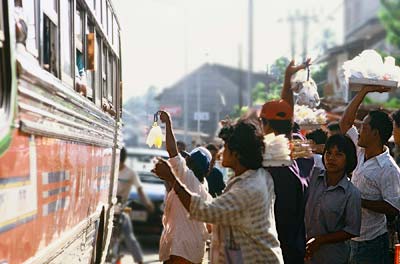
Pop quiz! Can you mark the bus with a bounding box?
[0,0,123,263]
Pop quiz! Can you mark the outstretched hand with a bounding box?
[151,158,175,183]
[159,110,171,124]
[285,58,312,77]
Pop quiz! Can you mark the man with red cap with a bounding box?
[259,60,312,264]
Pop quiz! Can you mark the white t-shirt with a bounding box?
[159,154,212,263]
[347,126,400,241]
[117,166,143,202]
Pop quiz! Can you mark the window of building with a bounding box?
[60,0,73,85]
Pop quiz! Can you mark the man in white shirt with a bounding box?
[339,86,400,264]
[116,148,154,264]
[157,111,212,264]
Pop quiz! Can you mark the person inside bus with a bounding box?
[117,147,154,264]
[157,110,212,264]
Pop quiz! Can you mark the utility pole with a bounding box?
[247,0,253,107]
[238,44,243,109]
[183,7,188,144]
[279,10,317,61]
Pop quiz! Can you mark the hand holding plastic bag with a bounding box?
[291,65,320,108]
[146,112,163,148]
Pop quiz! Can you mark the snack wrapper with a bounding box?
[146,122,163,148]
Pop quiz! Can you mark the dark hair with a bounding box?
[327,122,340,132]
[292,122,301,134]
[392,110,400,128]
[186,156,207,183]
[306,129,328,145]
[177,141,186,150]
[120,147,127,163]
[218,121,264,169]
[369,110,393,145]
[261,118,293,138]
[322,134,357,174]
[206,143,218,152]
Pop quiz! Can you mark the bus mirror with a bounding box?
[87,33,95,71]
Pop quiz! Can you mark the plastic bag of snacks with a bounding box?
[294,105,327,127]
[262,133,292,167]
[146,112,163,148]
[291,139,313,159]
[342,49,400,90]
[291,66,320,108]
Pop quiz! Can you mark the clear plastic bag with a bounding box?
[146,113,163,148]
[291,68,320,108]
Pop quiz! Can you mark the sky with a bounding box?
[112,0,344,101]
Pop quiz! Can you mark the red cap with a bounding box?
[260,100,293,120]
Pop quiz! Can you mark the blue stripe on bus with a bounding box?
[0,175,30,186]
[0,214,36,233]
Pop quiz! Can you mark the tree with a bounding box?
[379,0,400,49]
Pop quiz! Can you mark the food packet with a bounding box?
[291,68,320,108]
[146,113,163,148]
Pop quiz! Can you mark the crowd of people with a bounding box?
[119,60,400,263]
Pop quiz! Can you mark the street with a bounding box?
[121,239,160,264]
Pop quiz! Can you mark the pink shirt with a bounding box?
[159,155,212,263]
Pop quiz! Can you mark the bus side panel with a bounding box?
[0,129,113,264]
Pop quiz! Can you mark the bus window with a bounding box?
[113,57,118,110]
[87,0,94,11]
[102,0,106,28]
[107,51,112,102]
[85,20,95,100]
[42,0,59,77]
[113,16,117,47]
[60,0,73,85]
[102,45,107,101]
[95,0,101,22]
[75,4,88,97]
[95,34,102,107]
[107,4,112,39]
[22,0,38,57]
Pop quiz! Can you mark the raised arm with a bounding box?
[159,111,178,158]
[339,86,391,134]
[281,59,311,109]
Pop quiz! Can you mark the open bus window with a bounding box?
[20,0,38,57]
[102,45,107,101]
[95,34,102,107]
[107,51,112,102]
[85,20,95,100]
[75,5,88,97]
[60,0,73,86]
[0,0,11,126]
[42,0,59,77]
[42,15,58,77]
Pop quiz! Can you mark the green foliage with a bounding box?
[311,63,328,96]
[250,57,290,105]
[384,97,400,109]
[270,57,290,83]
[231,105,249,119]
[379,0,400,48]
